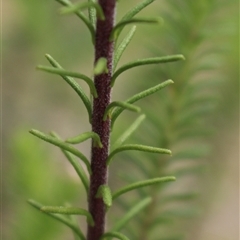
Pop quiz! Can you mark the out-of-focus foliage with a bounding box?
[5,130,82,240]
[109,0,238,240]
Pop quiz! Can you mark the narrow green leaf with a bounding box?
[107,144,171,166]
[94,57,108,75]
[172,145,210,161]
[174,165,207,177]
[29,129,92,174]
[118,172,147,197]
[111,55,184,87]
[50,132,89,193]
[37,65,98,98]
[96,185,112,208]
[117,0,156,38]
[55,0,95,44]
[161,192,198,203]
[88,0,96,28]
[66,131,102,148]
[112,176,176,200]
[28,199,85,240]
[112,114,146,150]
[103,101,141,121]
[161,208,201,218]
[45,54,92,123]
[111,80,174,128]
[119,157,150,178]
[111,197,151,231]
[113,26,136,71]
[121,0,156,21]
[101,232,130,240]
[110,17,162,41]
[41,206,94,226]
[61,2,105,20]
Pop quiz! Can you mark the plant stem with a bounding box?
[87,1,116,240]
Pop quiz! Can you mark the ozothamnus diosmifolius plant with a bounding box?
[28,0,185,239]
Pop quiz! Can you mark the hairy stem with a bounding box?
[87,1,116,239]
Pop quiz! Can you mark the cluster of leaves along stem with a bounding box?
[110,0,226,239]
[28,0,186,239]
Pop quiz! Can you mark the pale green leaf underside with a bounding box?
[45,54,92,123]
[111,55,184,87]
[50,132,89,193]
[29,129,92,174]
[66,131,102,148]
[111,80,174,128]
[41,206,94,226]
[112,176,176,200]
[28,199,85,240]
[37,65,98,98]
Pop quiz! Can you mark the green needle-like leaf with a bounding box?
[66,131,102,148]
[103,101,141,121]
[107,144,171,165]
[50,132,89,193]
[96,185,112,208]
[161,208,201,218]
[121,0,156,21]
[28,199,85,240]
[94,57,108,75]
[61,2,105,20]
[117,0,156,38]
[37,65,98,98]
[114,26,136,71]
[55,0,95,44]
[45,54,92,123]
[111,17,162,41]
[29,129,92,174]
[112,176,176,200]
[111,80,174,128]
[161,192,198,203]
[101,232,130,240]
[112,114,146,150]
[111,197,152,231]
[41,206,94,226]
[111,55,184,86]
[88,0,96,28]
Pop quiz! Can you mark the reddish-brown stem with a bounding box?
[87,1,116,240]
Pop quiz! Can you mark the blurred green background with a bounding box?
[2,0,239,240]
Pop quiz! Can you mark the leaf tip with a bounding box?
[45,53,51,60]
[180,55,185,60]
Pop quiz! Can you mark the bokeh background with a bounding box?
[2,0,239,239]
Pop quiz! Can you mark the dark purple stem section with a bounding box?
[87,1,116,240]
